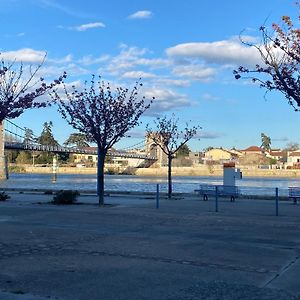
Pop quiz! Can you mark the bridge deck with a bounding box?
[4,142,156,160]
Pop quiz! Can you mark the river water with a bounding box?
[1,173,300,196]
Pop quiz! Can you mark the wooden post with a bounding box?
[0,121,8,180]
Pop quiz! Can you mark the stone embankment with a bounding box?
[16,165,300,177]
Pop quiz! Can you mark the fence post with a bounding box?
[215,186,218,212]
[156,184,159,209]
[275,187,279,216]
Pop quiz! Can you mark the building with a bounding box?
[287,150,300,167]
[268,150,286,162]
[189,151,204,164]
[242,146,264,155]
[204,148,238,163]
[72,147,149,168]
[72,147,97,165]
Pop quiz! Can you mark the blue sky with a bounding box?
[1,0,299,151]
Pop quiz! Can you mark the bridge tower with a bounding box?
[0,121,8,180]
[145,132,167,167]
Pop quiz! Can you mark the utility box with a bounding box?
[223,162,242,187]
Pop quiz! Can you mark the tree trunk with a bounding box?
[167,154,172,199]
[97,147,106,205]
[0,121,7,180]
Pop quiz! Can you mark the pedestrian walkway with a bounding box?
[0,192,299,299]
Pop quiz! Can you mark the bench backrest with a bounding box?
[288,187,300,197]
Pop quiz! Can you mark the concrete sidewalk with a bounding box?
[0,192,299,299]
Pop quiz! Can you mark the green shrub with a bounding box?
[105,168,117,175]
[52,190,80,205]
[0,191,10,201]
[8,165,26,173]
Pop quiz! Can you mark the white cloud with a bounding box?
[73,22,106,31]
[125,130,146,139]
[136,58,171,68]
[128,10,152,19]
[195,131,224,139]
[103,45,150,74]
[101,45,170,76]
[172,65,216,81]
[153,78,190,87]
[0,48,46,63]
[51,80,84,101]
[48,54,73,64]
[39,63,89,78]
[122,71,156,79]
[272,137,289,142]
[143,87,192,114]
[166,39,262,67]
[202,93,219,101]
[78,54,111,65]
[40,0,92,18]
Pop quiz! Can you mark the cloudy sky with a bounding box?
[1,0,299,150]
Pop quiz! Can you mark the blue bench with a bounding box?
[288,187,300,204]
[195,185,240,202]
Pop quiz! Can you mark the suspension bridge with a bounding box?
[0,120,157,179]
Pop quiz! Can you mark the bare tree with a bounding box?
[51,76,152,205]
[0,55,66,179]
[234,8,300,110]
[146,114,200,198]
[0,56,66,122]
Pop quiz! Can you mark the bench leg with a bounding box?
[230,196,235,202]
[203,194,208,201]
[294,198,297,205]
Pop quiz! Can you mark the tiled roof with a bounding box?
[82,147,97,151]
[270,151,285,156]
[289,151,300,157]
[243,146,263,152]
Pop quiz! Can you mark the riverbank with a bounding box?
[13,165,300,178]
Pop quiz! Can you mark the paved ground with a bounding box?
[0,192,300,299]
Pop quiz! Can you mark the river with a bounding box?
[1,173,300,196]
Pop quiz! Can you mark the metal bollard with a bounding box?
[275,187,279,216]
[215,186,218,212]
[156,184,159,209]
[52,155,58,183]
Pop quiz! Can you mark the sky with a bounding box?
[1,0,300,151]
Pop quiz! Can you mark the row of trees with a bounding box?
[0,59,199,203]
[2,6,300,204]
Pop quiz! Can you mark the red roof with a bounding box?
[289,152,300,157]
[270,151,285,156]
[243,146,263,152]
[82,147,97,151]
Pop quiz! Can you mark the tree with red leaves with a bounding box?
[234,7,300,111]
[51,76,152,205]
[146,114,200,198]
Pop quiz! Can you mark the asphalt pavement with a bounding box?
[0,192,299,299]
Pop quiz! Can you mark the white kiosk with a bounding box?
[222,162,242,201]
[223,162,242,186]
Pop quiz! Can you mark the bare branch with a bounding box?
[0,54,66,121]
[234,9,300,110]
